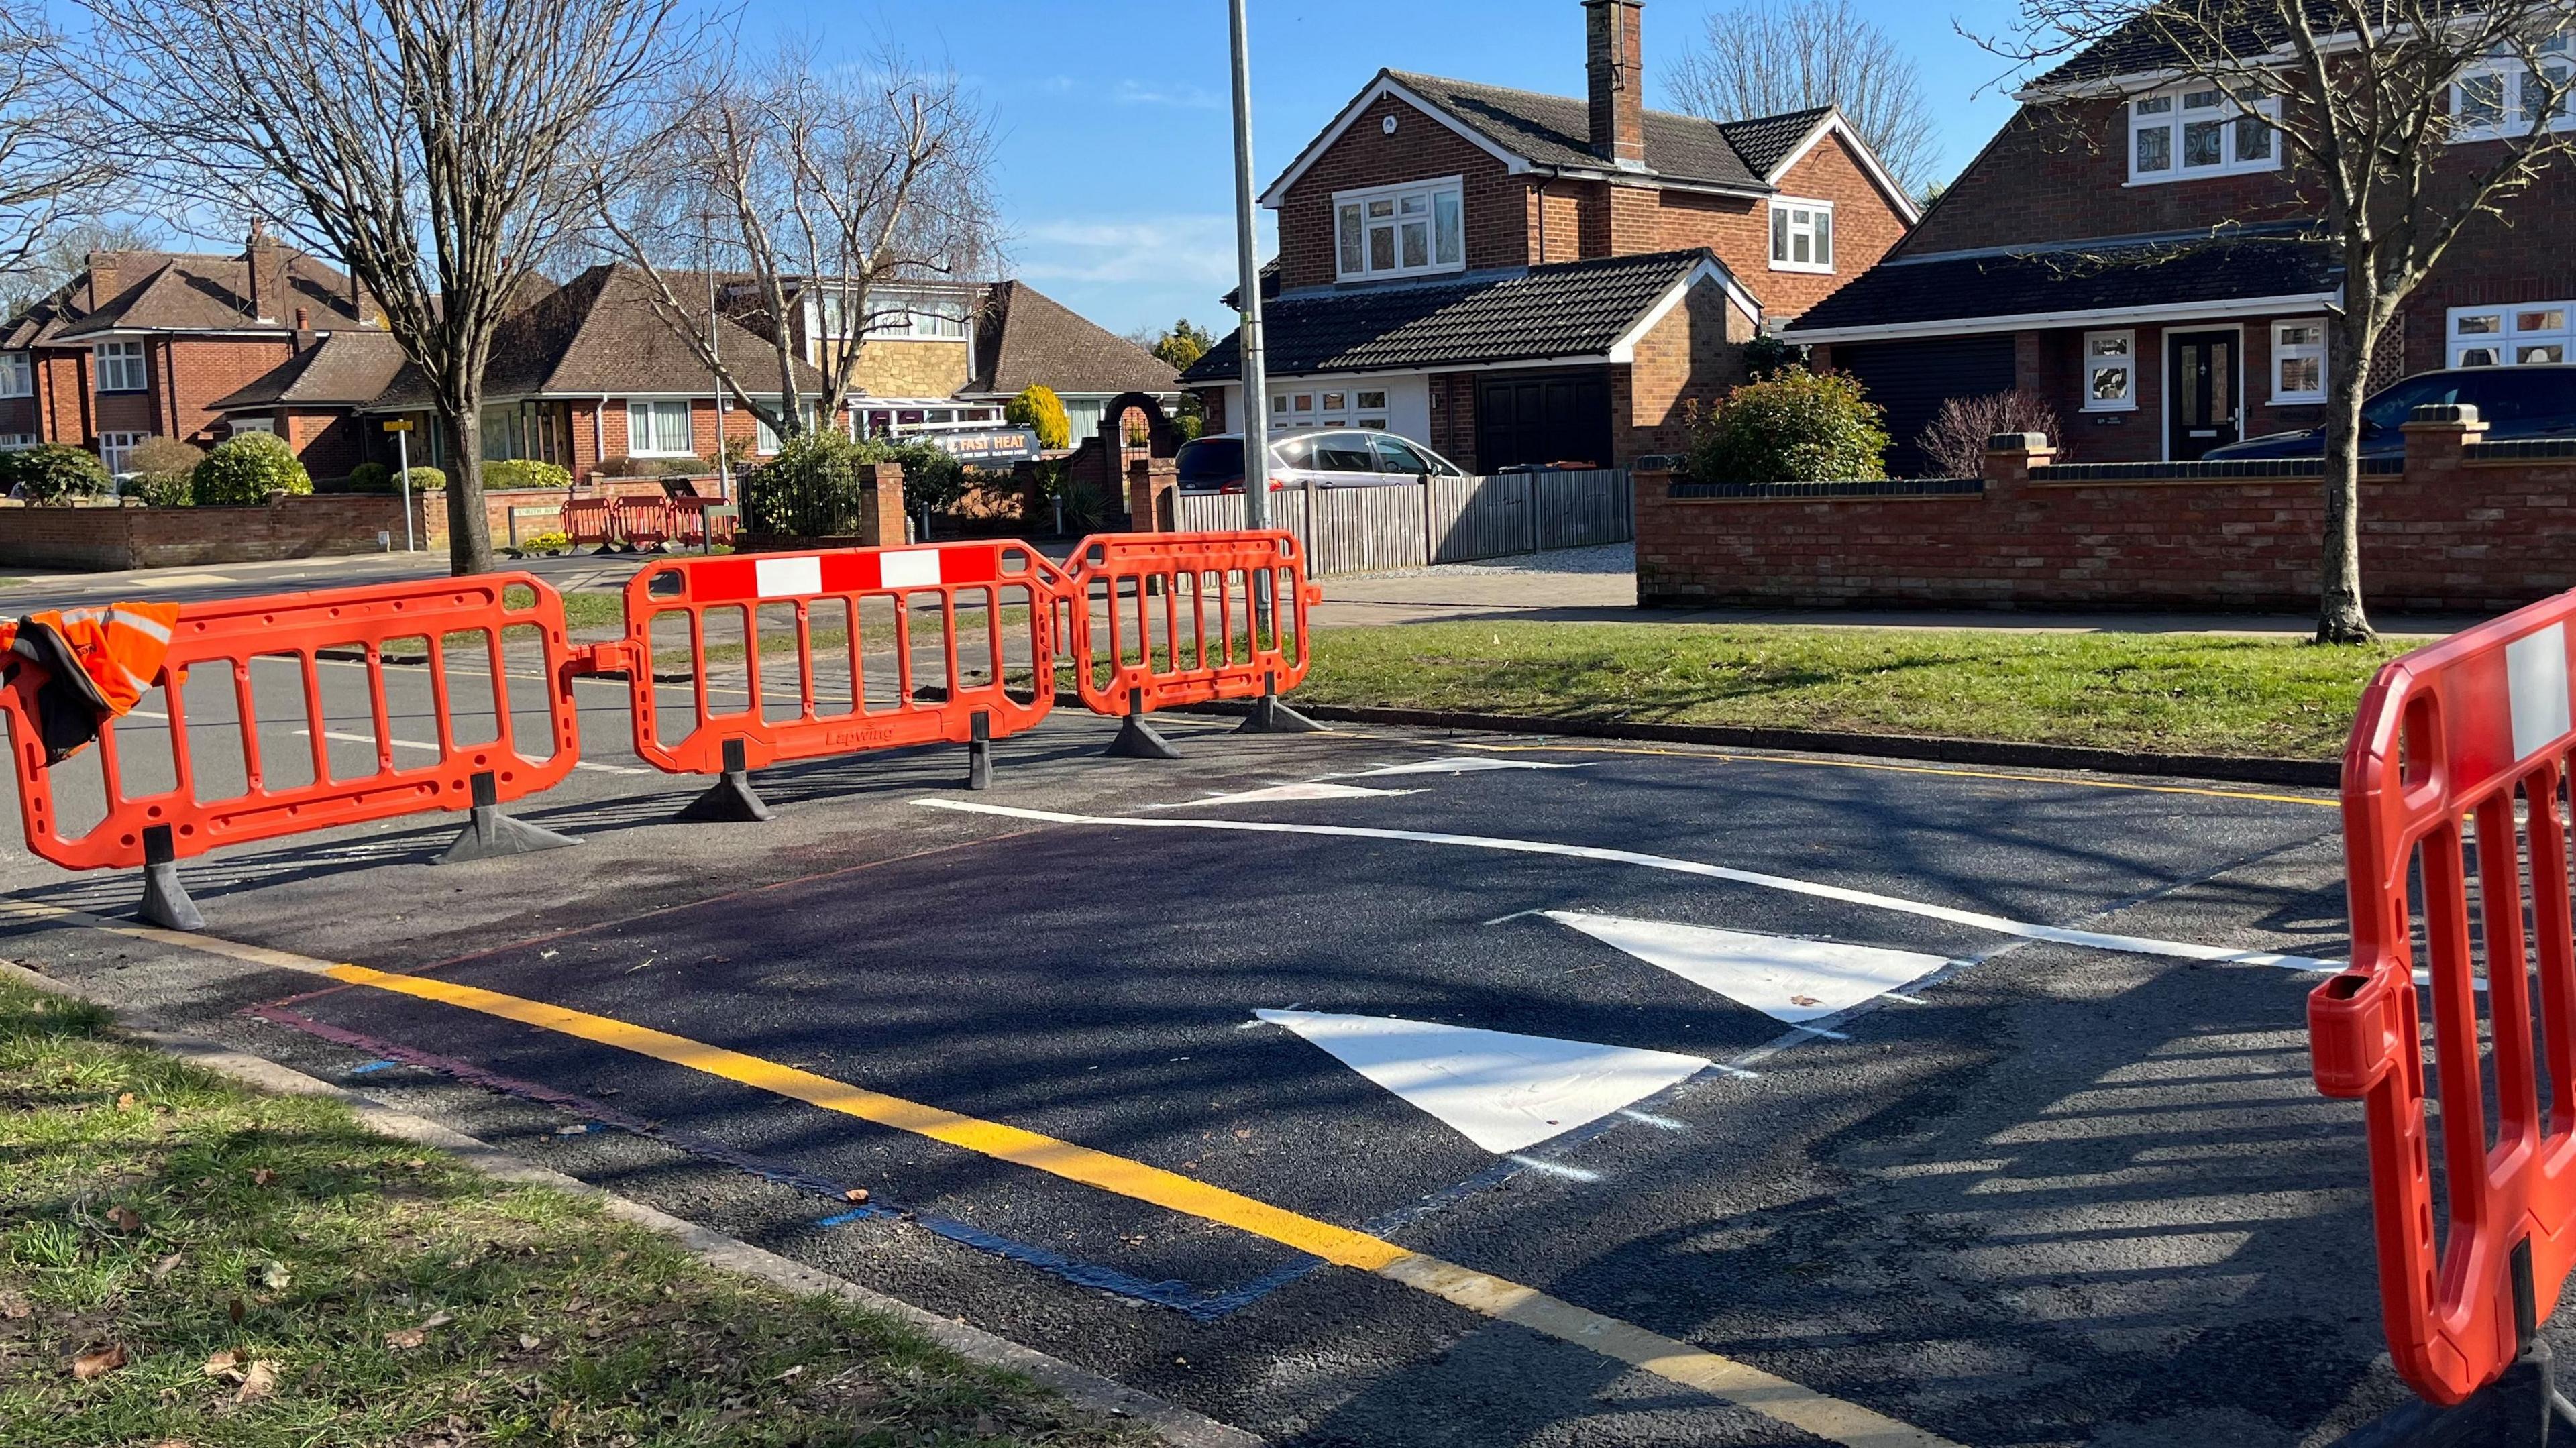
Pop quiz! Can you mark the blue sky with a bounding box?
[759,0,2041,339]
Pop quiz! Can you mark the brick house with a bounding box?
[1784,17,2576,473]
[727,275,1178,446]
[356,262,835,484]
[0,229,385,475]
[1179,0,1919,471]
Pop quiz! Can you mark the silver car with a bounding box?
[1175,429,1468,494]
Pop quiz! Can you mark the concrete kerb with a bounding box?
[0,956,1263,1448]
[1173,700,2340,788]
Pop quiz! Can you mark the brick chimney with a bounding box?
[86,252,125,311]
[246,221,287,325]
[1585,0,1646,169]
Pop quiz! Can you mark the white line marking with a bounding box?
[1505,1155,1604,1182]
[1481,908,1546,926]
[916,799,2346,973]
[1882,993,1929,1005]
[1142,781,1416,810]
[119,708,652,775]
[1790,1023,1852,1040]
[1346,757,1593,778]
[1546,912,1952,1025]
[1254,1008,1710,1155]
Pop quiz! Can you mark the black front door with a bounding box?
[2167,329,2241,460]
[1477,371,1611,472]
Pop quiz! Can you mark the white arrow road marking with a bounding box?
[1544,912,1953,1024]
[1347,757,1593,777]
[1143,781,1417,810]
[1254,1008,1711,1154]
[916,799,2345,973]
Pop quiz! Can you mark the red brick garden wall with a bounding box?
[0,494,435,570]
[1635,423,2576,614]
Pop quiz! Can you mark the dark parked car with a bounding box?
[2203,364,2576,460]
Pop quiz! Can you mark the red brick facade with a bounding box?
[1635,425,2576,613]
[1827,92,2576,459]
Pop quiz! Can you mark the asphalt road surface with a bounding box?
[0,659,2452,1445]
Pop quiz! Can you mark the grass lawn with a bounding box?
[1299,622,2418,759]
[0,979,1140,1447]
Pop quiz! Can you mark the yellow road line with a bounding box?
[1448,739,2338,808]
[1,894,1957,1447]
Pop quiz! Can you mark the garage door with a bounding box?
[1834,337,2017,478]
[1477,371,1612,472]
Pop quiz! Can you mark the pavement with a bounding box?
[0,590,2473,1447]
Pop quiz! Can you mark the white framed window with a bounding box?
[2450,300,2574,366]
[93,340,147,393]
[2083,329,2137,411]
[625,399,696,456]
[1356,389,1389,430]
[1332,176,1465,282]
[2129,84,2281,183]
[228,417,276,435]
[97,431,150,474]
[2271,319,2328,402]
[0,433,36,451]
[1768,199,1835,273]
[754,401,818,454]
[0,353,29,398]
[2449,34,2573,141]
[859,291,970,340]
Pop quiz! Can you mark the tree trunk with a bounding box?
[2316,303,2376,644]
[443,404,494,576]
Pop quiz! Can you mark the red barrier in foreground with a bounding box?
[2312,596,2576,1406]
[0,574,582,927]
[590,540,1061,817]
[1064,529,1323,755]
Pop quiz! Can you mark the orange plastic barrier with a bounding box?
[1065,530,1320,721]
[564,498,614,551]
[0,574,583,924]
[667,496,738,550]
[592,541,1061,810]
[2312,595,2576,1404]
[615,497,672,551]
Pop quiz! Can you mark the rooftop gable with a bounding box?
[964,280,1179,398]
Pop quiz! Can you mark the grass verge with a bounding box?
[0,978,1141,1447]
[1297,622,2414,759]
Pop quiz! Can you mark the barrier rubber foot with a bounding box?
[1106,713,1182,760]
[1237,691,1323,734]
[138,826,203,932]
[439,771,580,862]
[679,740,774,822]
[967,712,994,790]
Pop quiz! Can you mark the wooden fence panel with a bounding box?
[1169,469,1629,577]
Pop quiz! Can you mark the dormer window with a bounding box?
[1334,178,1464,282]
[2129,84,2279,183]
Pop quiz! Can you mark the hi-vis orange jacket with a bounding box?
[0,602,182,764]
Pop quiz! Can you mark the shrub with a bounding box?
[1686,368,1889,484]
[484,458,572,492]
[1915,390,2068,479]
[1006,385,1070,449]
[594,454,703,479]
[1,444,109,504]
[741,430,873,535]
[344,461,391,492]
[1741,333,1809,381]
[883,439,965,515]
[517,529,572,554]
[125,437,205,506]
[191,431,313,505]
[402,466,445,492]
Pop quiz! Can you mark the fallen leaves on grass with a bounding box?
[234,1360,277,1402]
[249,1167,276,1187]
[150,1251,182,1278]
[70,1343,125,1379]
[106,1204,142,1233]
[386,1310,454,1350]
[257,1261,290,1291]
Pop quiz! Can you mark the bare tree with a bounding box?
[56,0,680,575]
[0,217,156,316]
[0,15,116,285]
[590,38,1000,446]
[1665,0,1943,196]
[1983,1,2576,643]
